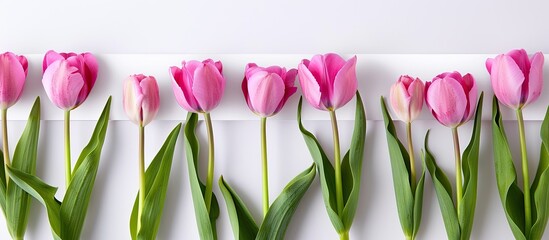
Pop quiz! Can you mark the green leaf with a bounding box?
[0,150,5,214]
[492,97,526,240]
[413,166,426,239]
[256,164,316,240]
[297,97,342,232]
[184,112,220,240]
[129,123,181,240]
[219,176,259,240]
[458,93,483,240]
[60,96,112,240]
[424,130,460,240]
[380,97,415,237]
[340,92,366,231]
[6,97,41,239]
[7,167,62,240]
[530,106,549,240]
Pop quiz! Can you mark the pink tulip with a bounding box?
[242,63,297,117]
[123,74,160,126]
[42,50,98,110]
[170,59,225,113]
[389,75,424,123]
[486,49,544,110]
[425,71,478,128]
[298,53,358,111]
[0,52,28,109]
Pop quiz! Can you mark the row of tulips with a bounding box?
[0,49,547,240]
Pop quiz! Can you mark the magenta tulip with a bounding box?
[425,71,478,128]
[389,75,424,123]
[486,49,544,110]
[42,50,98,110]
[123,74,160,126]
[298,53,358,111]
[170,59,225,113]
[242,63,297,117]
[0,52,28,109]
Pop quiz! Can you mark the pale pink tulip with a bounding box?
[389,75,424,123]
[170,59,225,113]
[42,50,98,110]
[298,53,358,111]
[123,74,160,126]
[0,52,28,109]
[425,72,477,128]
[242,63,297,117]
[486,49,544,110]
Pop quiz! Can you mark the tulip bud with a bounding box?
[169,59,225,113]
[389,75,424,123]
[486,49,544,110]
[0,52,28,109]
[425,71,478,128]
[242,63,297,117]
[298,53,358,111]
[123,74,160,126]
[42,50,98,110]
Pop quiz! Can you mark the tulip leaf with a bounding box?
[218,176,259,240]
[530,106,549,240]
[297,98,343,233]
[129,123,181,240]
[424,130,460,240]
[7,167,62,240]
[0,151,5,213]
[256,164,316,240]
[458,93,483,240]
[5,97,41,239]
[380,96,425,239]
[184,112,220,240]
[59,96,111,240]
[492,97,527,240]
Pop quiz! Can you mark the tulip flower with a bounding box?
[298,53,357,111]
[42,50,99,188]
[122,74,160,233]
[298,53,363,240]
[487,49,546,237]
[425,71,477,128]
[241,63,297,215]
[486,49,544,110]
[425,71,482,240]
[170,59,225,228]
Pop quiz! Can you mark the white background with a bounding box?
[1,0,549,239]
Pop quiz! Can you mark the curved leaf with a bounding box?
[492,97,526,240]
[60,96,112,240]
[219,176,258,240]
[424,131,460,240]
[184,112,220,240]
[458,93,483,239]
[413,166,426,239]
[0,151,4,214]
[6,97,40,239]
[297,97,342,232]
[256,164,316,240]
[530,106,549,240]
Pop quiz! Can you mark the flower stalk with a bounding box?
[261,117,270,216]
[64,110,72,188]
[137,124,146,232]
[204,112,215,213]
[516,109,531,236]
[329,110,344,216]
[2,108,10,184]
[452,127,462,216]
[406,122,416,190]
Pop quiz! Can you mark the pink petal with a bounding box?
[123,75,144,125]
[307,55,331,107]
[170,66,199,112]
[241,72,255,113]
[525,52,544,106]
[491,55,524,109]
[324,53,346,85]
[390,81,412,122]
[43,50,65,72]
[331,55,357,109]
[0,52,27,108]
[140,76,160,126]
[42,60,85,110]
[284,68,298,88]
[183,60,203,76]
[17,55,28,76]
[247,71,285,117]
[507,49,530,78]
[426,77,467,128]
[407,78,424,122]
[298,62,324,110]
[192,63,225,112]
[486,58,494,73]
[461,73,477,123]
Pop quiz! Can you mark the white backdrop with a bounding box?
[1,0,549,240]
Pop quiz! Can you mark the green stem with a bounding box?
[2,108,10,185]
[261,117,269,217]
[406,122,416,191]
[339,231,349,240]
[452,127,462,217]
[64,110,72,189]
[329,110,344,216]
[517,109,531,236]
[137,124,146,232]
[405,235,413,240]
[204,112,215,213]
